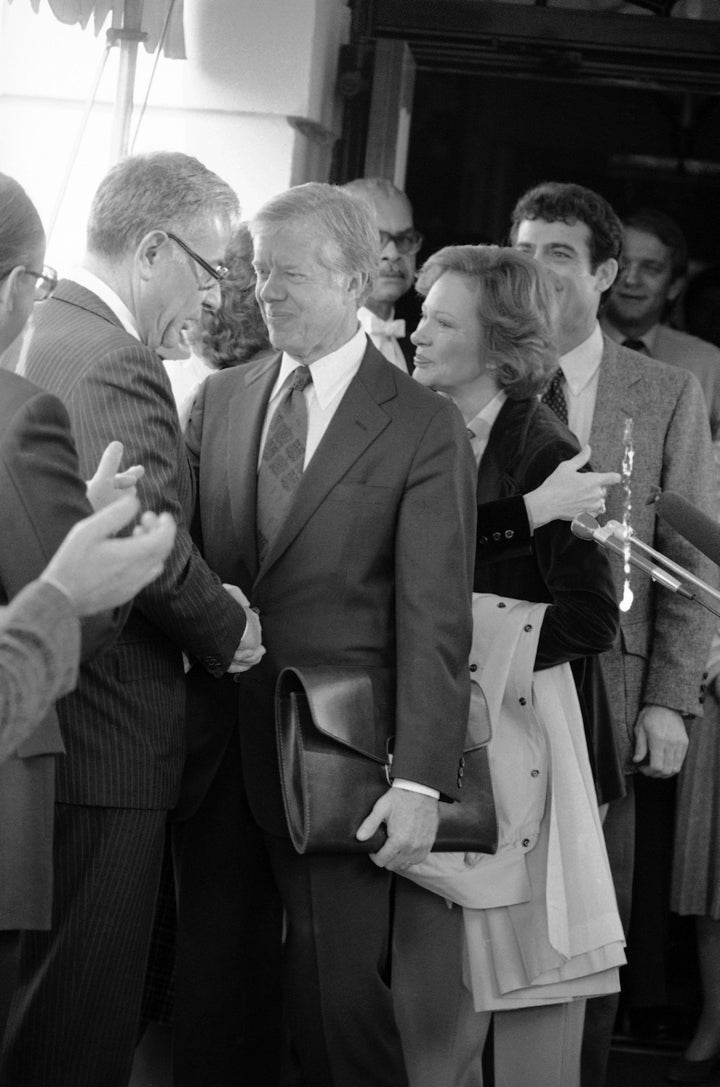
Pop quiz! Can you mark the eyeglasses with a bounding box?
[0,264,57,302]
[378,229,423,255]
[25,266,58,301]
[166,231,229,289]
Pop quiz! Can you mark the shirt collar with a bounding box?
[602,317,659,356]
[276,324,366,409]
[561,323,604,396]
[72,267,140,341]
[467,389,506,437]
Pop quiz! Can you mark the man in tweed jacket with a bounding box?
[1,152,260,1087]
[511,181,716,1087]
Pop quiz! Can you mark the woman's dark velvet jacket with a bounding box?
[474,395,624,805]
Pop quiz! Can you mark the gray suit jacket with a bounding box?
[587,335,716,767]
[186,342,477,834]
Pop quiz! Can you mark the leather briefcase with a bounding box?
[275,664,497,855]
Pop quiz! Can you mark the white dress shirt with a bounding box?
[261,324,437,800]
[466,391,507,467]
[357,305,409,373]
[71,268,141,341]
[558,323,604,446]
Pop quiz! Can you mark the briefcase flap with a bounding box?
[276,666,394,763]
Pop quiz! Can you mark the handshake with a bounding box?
[77,440,265,670]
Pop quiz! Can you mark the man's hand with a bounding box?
[42,494,176,616]
[223,583,265,672]
[524,445,621,529]
[356,787,439,869]
[86,441,144,512]
[633,704,689,778]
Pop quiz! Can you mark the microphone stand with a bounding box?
[603,519,720,619]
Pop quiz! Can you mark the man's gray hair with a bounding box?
[341,176,413,218]
[250,183,379,299]
[86,151,240,259]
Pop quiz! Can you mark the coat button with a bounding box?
[457,776,464,789]
[531,769,540,778]
[519,697,527,706]
[498,602,506,608]
[522,838,530,847]
[469,663,478,672]
[492,532,501,541]
[699,694,705,703]
[703,671,709,679]
[524,624,532,632]
[505,529,514,539]
[479,536,488,545]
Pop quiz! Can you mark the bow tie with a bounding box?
[367,315,406,339]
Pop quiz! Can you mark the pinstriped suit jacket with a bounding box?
[12,281,248,809]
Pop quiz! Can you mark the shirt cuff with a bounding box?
[522,494,536,535]
[38,573,75,609]
[392,779,440,800]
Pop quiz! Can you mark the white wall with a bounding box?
[0,0,351,271]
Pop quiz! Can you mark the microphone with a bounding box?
[652,490,720,567]
[571,513,694,598]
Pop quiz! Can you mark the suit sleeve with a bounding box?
[643,375,717,714]
[392,399,477,801]
[0,388,123,662]
[522,439,619,669]
[67,344,247,674]
[0,581,80,765]
[475,496,533,566]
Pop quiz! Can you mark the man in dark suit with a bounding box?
[341,177,421,372]
[0,152,261,1087]
[183,182,477,1087]
[511,181,716,1086]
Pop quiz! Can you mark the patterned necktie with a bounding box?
[541,368,568,425]
[622,338,649,355]
[256,365,313,563]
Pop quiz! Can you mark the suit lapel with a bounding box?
[476,399,527,503]
[228,353,280,581]
[589,334,643,474]
[255,344,396,582]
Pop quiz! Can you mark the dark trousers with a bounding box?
[0,803,167,1087]
[581,776,636,1087]
[172,727,284,1087]
[265,835,409,1087]
[0,931,20,1050]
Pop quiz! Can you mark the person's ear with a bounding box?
[346,270,368,300]
[667,275,685,304]
[596,258,618,294]
[0,266,25,312]
[136,231,168,281]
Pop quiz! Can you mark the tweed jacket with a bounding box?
[587,335,716,768]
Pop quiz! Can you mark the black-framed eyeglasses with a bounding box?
[166,231,229,288]
[25,266,58,301]
[378,229,423,255]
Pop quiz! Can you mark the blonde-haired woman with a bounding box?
[393,246,625,1087]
